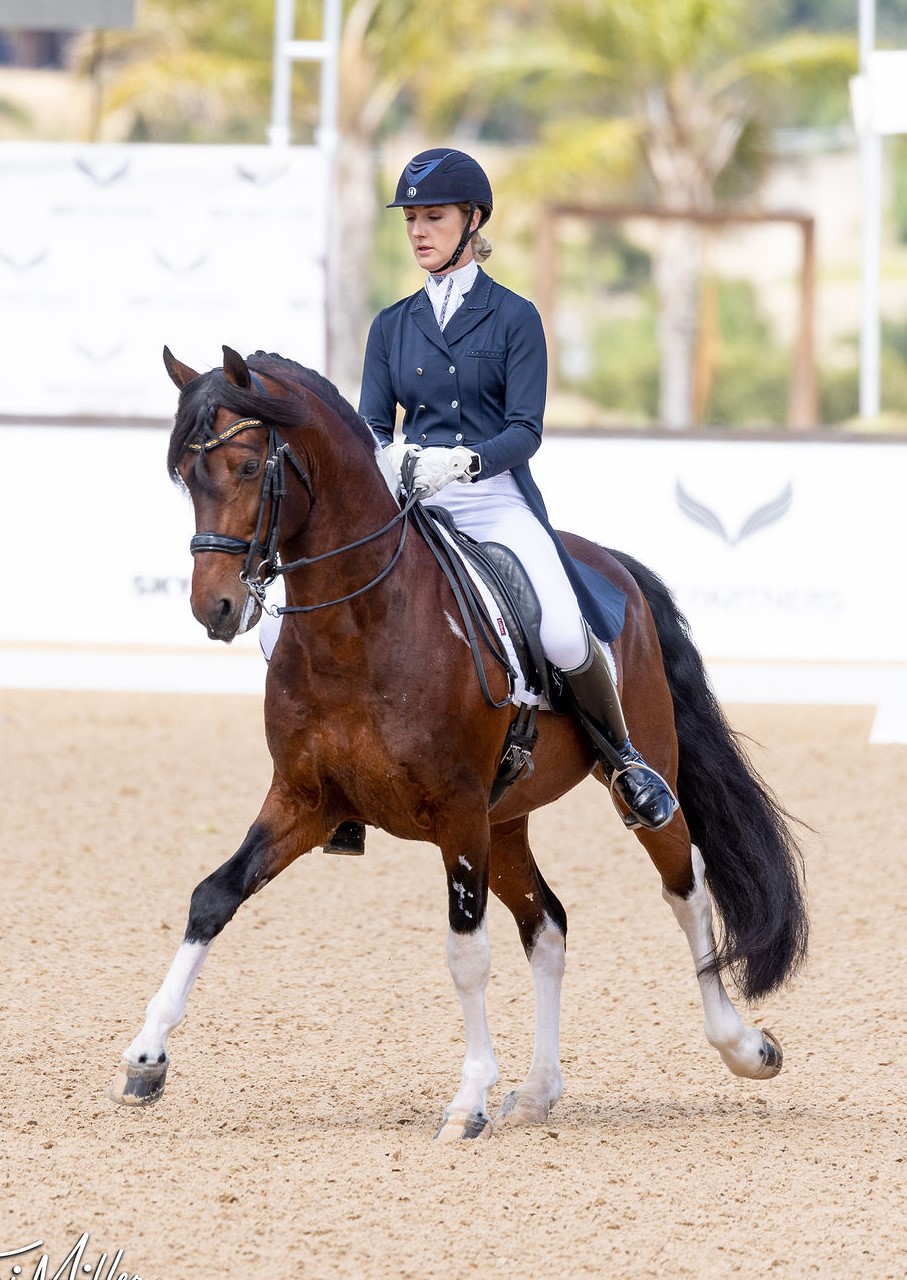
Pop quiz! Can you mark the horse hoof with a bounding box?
[496,1090,551,1127]
[755,1027,783,1079]
[109,1057,168,1106]
[434,1108,493,1142]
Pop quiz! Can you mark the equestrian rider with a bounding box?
[347,147,677,844]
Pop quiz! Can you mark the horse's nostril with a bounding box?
[218,598,233,621]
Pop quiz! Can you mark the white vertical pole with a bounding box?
[858,0,881,418]
[267,0,341,372]
[268,0,295,148]
[318,0,341,158]
[318,0,341,376]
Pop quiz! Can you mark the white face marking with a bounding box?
[237,591,261,634]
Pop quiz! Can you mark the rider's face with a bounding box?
[404,204,478,275]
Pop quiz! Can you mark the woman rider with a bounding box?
[320,148,676,855]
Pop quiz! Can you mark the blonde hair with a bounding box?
[458,202,492,262]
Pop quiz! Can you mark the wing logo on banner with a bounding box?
[676,480,793,546]
[74,157,130,186]
[0,248,47,271]
[236,163,290,186]
[153,250,209,274]
[74,339,127,363]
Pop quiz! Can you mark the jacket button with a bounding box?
[451,400,459,408]
[448,365,456,374]
[455,433,464,442]
[420,434,427,442]
[416,367,423,375]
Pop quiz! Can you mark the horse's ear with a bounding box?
[163,346,199,389]
[222,345,253,389]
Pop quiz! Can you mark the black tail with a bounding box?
[611,550,809,1002]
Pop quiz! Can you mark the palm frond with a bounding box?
[708,31,858,96]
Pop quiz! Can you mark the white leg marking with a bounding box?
[525,919,566,1106]
[445,919,498,1123]
[124,940,210,1065]
[664,846,773,1077]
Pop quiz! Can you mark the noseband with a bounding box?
[187,416,419,613]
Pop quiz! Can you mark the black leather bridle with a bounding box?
[187,417,420,614]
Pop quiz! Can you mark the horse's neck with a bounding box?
[280,429,404,606]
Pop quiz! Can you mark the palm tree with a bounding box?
[433,0,856,427]
[69,0,280,142]
[71,0,491,397]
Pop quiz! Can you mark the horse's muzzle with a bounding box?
[193,588,261,643]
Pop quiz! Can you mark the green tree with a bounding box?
[432,0,856,427]
[71,0,490,395]
[71,0,280,142]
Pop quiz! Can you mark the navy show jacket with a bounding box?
[359,268,626,643]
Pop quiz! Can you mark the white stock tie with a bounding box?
[426,273,464,331]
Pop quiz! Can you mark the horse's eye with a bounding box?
[239,458,261,478]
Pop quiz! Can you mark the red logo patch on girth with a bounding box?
[496,617,506,637]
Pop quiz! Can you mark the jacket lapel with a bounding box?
[407,269,499,352]
[409,289,451,355]
[441,269,497,345]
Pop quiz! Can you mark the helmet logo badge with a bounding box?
[407,186,417,198]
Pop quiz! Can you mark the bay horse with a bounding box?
[111,346,808,1140]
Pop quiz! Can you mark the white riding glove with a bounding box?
[412,446,481,497]
[382,440,422,492]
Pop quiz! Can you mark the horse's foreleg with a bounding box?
[110,938,209,1104]
[661,843,783,1080]
[435,845,498,1142]
[111,790,319,1106]
[498,921,566,1125]
[488,817,567,1126]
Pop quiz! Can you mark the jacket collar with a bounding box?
[409,267,496,351]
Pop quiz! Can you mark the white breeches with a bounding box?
[427,472,588,671]
[258,472,589,671]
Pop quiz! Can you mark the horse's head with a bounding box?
[165,344,397,643]
[165,345,306,642]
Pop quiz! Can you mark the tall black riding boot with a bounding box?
[562,631,677,831]
[322,821,367,855]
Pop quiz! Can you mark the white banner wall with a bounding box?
[0,143,326,417]
[535,435,907,664]
[1,427,904,666]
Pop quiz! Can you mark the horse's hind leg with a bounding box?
[488,816,567,1126]
[640,823,783,1080]
[111,785,320,1106]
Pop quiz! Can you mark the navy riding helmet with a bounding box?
[388,148,493,270]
